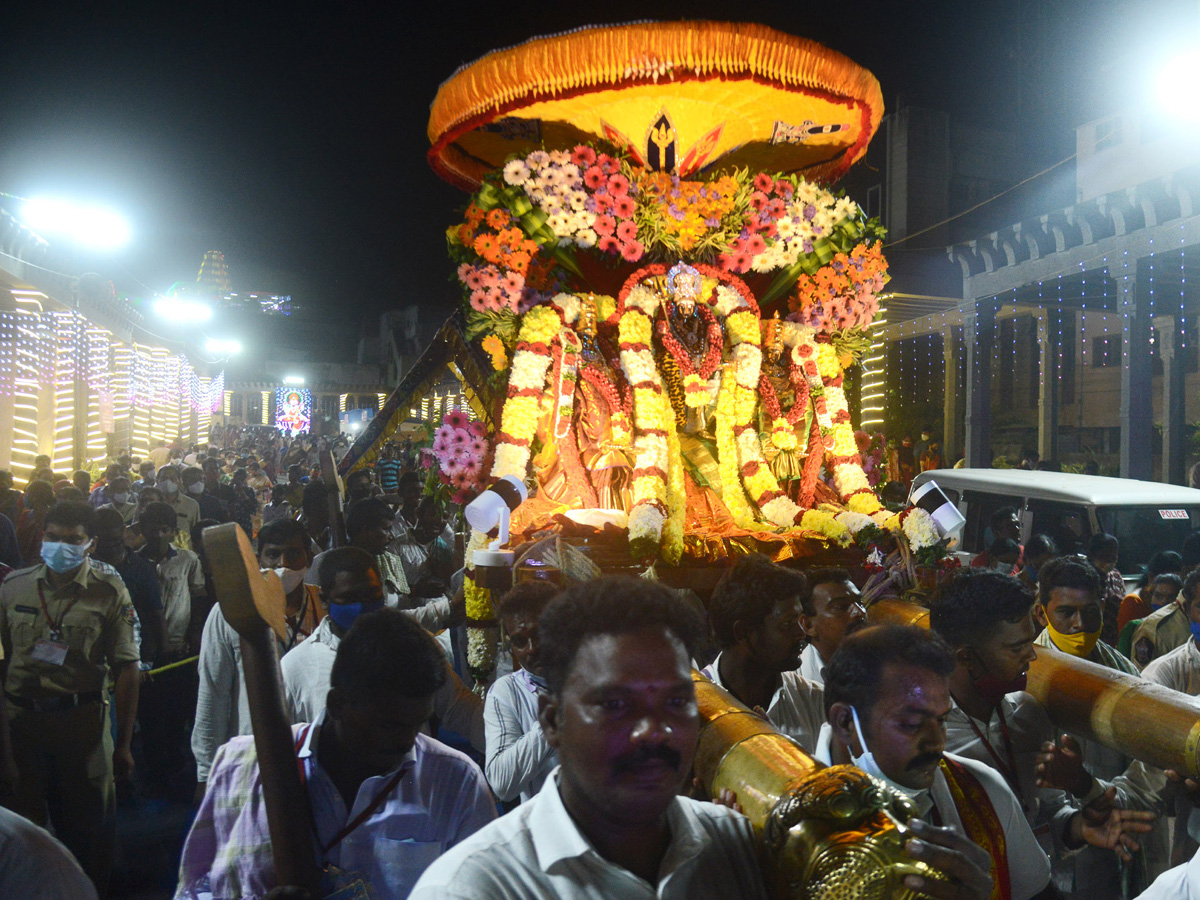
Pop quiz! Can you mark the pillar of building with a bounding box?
[1120,261,1153,481]
[1153,314,1187,484]
[1036,310,1061,464]
[941,325,961,462]
[963,300,997,468]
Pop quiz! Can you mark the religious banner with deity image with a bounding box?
[275,387,311,436]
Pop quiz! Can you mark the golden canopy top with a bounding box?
[428,21,884,190]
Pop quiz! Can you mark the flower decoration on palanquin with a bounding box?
[422,408,491,505]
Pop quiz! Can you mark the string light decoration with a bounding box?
[858,298,888,427]
[260,390,270,426]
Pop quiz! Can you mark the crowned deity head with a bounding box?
[666,262,703,316]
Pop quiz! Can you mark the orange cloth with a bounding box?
[1117,591,1153,635]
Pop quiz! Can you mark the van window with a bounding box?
[1027,501,1090,556]
[1096,507,1200,576]
[961,490,1023,555]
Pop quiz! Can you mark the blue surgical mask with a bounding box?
[41,540,90,574]
[1190,621,1200,645]
[1024,563,1039,581]
[849,706,930,804]
[327,599,384,631]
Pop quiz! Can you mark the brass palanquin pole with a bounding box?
[868,598,1200,778]
[692,671,948,899]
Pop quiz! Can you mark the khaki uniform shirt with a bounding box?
[1131,601,1191,670]
[0,562,139,699]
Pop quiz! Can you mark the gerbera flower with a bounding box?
[613,195,636,218]
[526,150,550,169]
[575,228,598,249]
[548,149,570,166]
[502,160,531,185]
[502,272,525,296]
[445,409,470,429]
[571,145,596,167]
[596,153,619,174]
[486,209,510,229]
[597,235,620,254]
[462,267,485,291]
[620,240,645,262]
[616,220,638,243]
[607,174,630,196]
[583,167,606,190]
[749,191,769,211]
[754,173,775,192]
[469,290,488,312]
[746,233,767,256]
[479,267,500,289]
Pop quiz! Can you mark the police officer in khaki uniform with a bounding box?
[0,500,140,897]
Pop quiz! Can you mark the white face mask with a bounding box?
[274,565,309,595]
[161,481,179,495]
[188,482,205,495]
[849,706,931,804]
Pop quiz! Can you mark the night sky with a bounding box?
[0,1,1188,336]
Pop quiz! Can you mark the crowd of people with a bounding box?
[4,426,1200,897]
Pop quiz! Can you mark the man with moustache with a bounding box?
[701,554,825,752]
[797,567,866,686]
[931,569,1156,886]
[816,624,1048,900]
[411,576,769,899]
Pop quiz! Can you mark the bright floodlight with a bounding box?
[21,197,132,250]
[1156,49,1200,123]
[283,374,305,385]
[205,338,243,355]
[154,297,213,322]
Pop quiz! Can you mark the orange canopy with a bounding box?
[429,21,884,190]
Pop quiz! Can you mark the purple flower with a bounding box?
[705,217,720,227]
[668,206,686,221]
[802,239,814,253]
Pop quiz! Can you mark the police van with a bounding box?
[909,468,1200,580]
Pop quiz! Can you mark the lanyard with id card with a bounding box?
[34,583,80,667]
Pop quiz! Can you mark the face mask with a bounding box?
[1190,621,1200,645]
[972,669,1028,707]
[112,492,130,504]
[188,482,205,495]
[274,565,309,595]
[327,599,385,631]
[41,540,90,574]
[849,706,930,803]
[991,561,1015,574]
[161,482,179,496]
[1044,619,1101,659]
[1023,564,1038,582]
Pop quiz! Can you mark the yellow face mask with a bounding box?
[1045,619,1101,659]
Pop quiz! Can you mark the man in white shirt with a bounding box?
[136,501,205,795]
[0,806,98,900]
[309,499,463,632]
[412,576,768,899]
[815,623,1046,900]
[192,517,325,793]
[282,546,484,752]
[699,554,824,752]
[484,580,560,803]
[176,607,496,900]
[798,567,866,685]
[931,568,1157,891]
[1142,579,1200,867]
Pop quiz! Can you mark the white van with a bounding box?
[909,469,1200,579]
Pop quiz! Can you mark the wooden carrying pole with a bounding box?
[204,523,322,894]
[321,447,346,549]
[868,598,1200,778]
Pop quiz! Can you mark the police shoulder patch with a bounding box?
[121,605,138,626]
